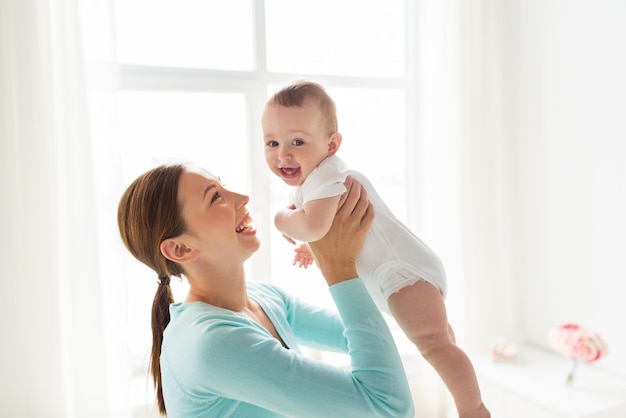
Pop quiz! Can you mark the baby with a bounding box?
[262,80,490,418]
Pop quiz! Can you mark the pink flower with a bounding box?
[549,323,609,363]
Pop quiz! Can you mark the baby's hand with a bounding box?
[293,243,314,269]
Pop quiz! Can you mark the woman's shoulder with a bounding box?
[164,294,280,361]
[166,283,289,337]
[166,302,249,341]
[247,281,293,311]
[161,300,280,397]
[247,280,286,299]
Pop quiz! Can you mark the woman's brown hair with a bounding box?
[117,164,186,415]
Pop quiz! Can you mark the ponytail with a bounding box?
[152,274,175,415]
[117,164,186,416]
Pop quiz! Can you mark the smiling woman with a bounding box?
[117,163,415,418]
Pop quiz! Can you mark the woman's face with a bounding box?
[177,167,259,264]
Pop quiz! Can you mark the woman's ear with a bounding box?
[160,237,198,264]
[328,132,342,155]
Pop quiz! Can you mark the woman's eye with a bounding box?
[211,192,221,203]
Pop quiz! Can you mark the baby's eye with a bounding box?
[266,140,279,148]
[291,139,305,146]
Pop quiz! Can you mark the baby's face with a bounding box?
[262,101,335,187]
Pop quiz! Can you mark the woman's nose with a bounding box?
[235,192,249,209]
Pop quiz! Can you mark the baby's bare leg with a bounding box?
[388,281,490,418]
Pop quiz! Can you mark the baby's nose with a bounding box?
[278,148,291,160]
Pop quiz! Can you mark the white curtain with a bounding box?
[0,1,130,417]
[417,0,511,351]
[412,1,464,417]
[413,1,509,416]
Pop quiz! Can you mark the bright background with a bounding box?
[1,1,625,417]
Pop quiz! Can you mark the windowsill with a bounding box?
[474,345,626,418]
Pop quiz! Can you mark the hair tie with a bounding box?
[158,275,170,287]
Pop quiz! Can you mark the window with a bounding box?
[114,0,416,412]
[264,1,405,77]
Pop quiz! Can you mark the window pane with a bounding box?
[265,0,405,77]
[115,0,254,70]
[118,90,249,190]
[269,87,407,310]
[329,87,407,220]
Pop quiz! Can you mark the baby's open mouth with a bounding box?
[279,167,300,178]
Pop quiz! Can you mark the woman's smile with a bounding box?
[236,214,256,235]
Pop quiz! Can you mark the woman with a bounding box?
[117,163,414,418]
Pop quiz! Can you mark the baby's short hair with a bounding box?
[267,80,338,135]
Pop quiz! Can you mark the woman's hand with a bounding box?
[308,177,374,285]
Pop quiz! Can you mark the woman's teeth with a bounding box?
[236,216,253,233]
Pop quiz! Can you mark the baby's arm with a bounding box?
[275,195,341,242]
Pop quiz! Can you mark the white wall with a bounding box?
[499,0,626,377]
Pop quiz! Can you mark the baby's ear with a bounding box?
[328,132,342,155]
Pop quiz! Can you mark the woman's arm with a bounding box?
[182,281,413,417]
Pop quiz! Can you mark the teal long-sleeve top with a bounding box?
[160,278,414,418]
